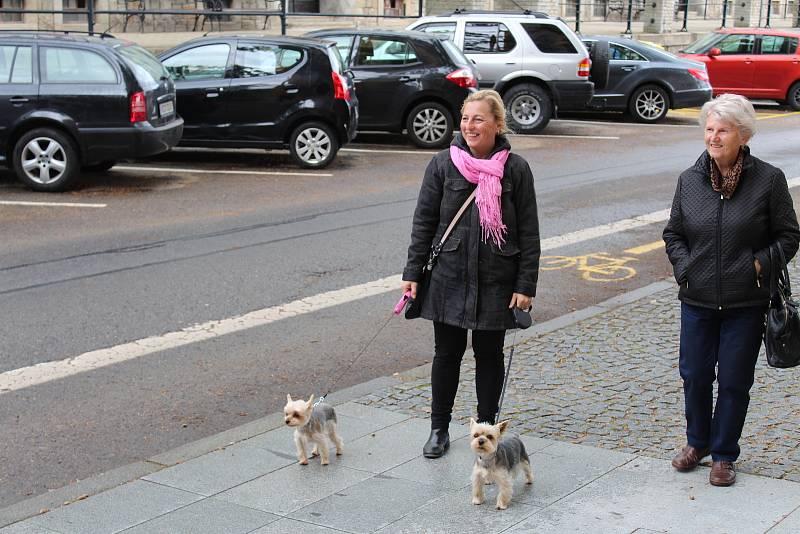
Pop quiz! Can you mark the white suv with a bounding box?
[408,10,609,133]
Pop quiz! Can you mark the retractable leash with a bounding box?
[496,307,532,422]
[314,304,402,407]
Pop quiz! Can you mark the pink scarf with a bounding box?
[450,145,509,246]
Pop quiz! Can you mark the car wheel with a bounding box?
[629,84,669,123]
[589,40,610,91]
[83,160,117,173]
[406,102,453,148]
[786,82,800,111]
[503,84,552,134]
[13,128,79,192]
[289,122,338,169]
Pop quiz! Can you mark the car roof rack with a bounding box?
[0,29,116,39]
[443,9,551,18]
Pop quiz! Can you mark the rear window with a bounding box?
[42,47,117,83]
[354,37,417,66]
[760,35,798,54]
[117,44,168,89]
[0,45,31,84]
[464,23,516,53]
[326,44,344,74]
[682,32,722,54]
[413,22,456,42]
[440,39,471,68]
[233,44,303,78]
[523,24,577,54]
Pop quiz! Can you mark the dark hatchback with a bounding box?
[306,29,478,148]
[0,31,183,191]
[581,36,712,122]
[159,35,357,169]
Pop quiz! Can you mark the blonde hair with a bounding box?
[461,89,510,135]
[699,93,757,141]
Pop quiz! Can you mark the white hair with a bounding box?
[699,93,756,141]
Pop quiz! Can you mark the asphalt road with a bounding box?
[1,107,799,509]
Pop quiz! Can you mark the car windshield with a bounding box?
[440,39,471,68]
[117,43,169,88]
[682,32,721,54]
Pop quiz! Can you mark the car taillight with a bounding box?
[130,91,147,123]
[578,57,591,77]
[332,71,350,101]
[446,68,477,89]
[688,68,709,83]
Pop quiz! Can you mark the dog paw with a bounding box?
[496,502,508,510]
[299,459,308,465]
[471,497,484,505]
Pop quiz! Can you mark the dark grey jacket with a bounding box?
[403,134,540,330]
[663,148,800,309]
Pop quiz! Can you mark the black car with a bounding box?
[581,36,712,122]
[306,29,478,148]
[0,31,183,192]
[159,35,357,169]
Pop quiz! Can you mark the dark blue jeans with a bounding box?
[679,302,766,462]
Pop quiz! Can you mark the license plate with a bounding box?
[159,100,174,118]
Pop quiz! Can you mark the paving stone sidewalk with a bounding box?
[356,268,800,483]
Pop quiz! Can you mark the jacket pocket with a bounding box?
[433,237,464,280]
[484,242,520,284]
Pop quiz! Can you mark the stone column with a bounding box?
[733,0,760,26]
[643,0,674,33]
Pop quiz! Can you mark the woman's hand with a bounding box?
[509,293,533,311]
[402,280,418,299]
[754,258,762,277]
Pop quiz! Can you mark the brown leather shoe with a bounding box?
[710,461,736,486]
[671,445,710,471]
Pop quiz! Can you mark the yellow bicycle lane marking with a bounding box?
[541,240,665,282]
[670,108,800,121]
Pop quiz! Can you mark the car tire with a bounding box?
[589,40,610,91]
[406,102,454,148]
[83,160,117,173]
[13,127,80,192]
[289,122,338,169]
[628,84,670,123]
[503,84,552,134]
[786,81,800,111]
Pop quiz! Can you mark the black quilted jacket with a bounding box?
[663,148,800,309]
[403,134,540,330]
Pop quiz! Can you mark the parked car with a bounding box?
[679,28,800,110]
[407,10,610,133]
[581,36,712,122]
[0,31,183,192]
[159,35,357,168]
[305,29,478,149]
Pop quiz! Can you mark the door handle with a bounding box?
[282,82,299,94]
[206,92,219,98]
[621,66,637,72]
[398,76,418,82]
[9,96,29,103]
[505,62,517,65]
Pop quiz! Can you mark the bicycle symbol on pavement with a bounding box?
[540,252,638,282]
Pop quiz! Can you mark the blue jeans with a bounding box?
[679,302,766,462]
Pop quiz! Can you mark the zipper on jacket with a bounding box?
[716,193,723,310]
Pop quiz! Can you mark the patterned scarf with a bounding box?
[449,145,509,247]
[710,148,744,199]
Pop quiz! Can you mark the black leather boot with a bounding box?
[423,428,450,458]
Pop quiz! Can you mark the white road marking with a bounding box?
[3,175,799,394]
[0,200,107,208]
[113,165,332,177]
[517,134,620,140]
[341,148,435,155]
[553,119,696,128]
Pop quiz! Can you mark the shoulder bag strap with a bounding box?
[427,190,477,270]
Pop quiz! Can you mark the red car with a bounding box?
[679,28,800,110]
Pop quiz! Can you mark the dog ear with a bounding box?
[286,394,292,403]
[306,394,315,408]
[469,417,477,431]
[497,420,510,435]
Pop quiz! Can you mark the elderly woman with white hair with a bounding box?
[663,93,800,486]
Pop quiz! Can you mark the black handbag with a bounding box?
[764,244,800,368]
[405,190,476,319]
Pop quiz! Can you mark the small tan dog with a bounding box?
[470,418,533,510]
[283,394,344,465]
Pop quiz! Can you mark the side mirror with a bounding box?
[708,47,721,57]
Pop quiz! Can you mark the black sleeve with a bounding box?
[663,176,692,284]
[403,156,444,282]
[754,169,800,277]
[512,158,540,297]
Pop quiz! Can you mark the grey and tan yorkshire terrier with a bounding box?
[284,394,344,465]
[470,418,533,510]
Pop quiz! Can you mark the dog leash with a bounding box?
[314,310,396,407]
[495,327,517,422]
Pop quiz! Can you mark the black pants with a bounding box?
[679,303,766,462]
[430,321,506,430]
